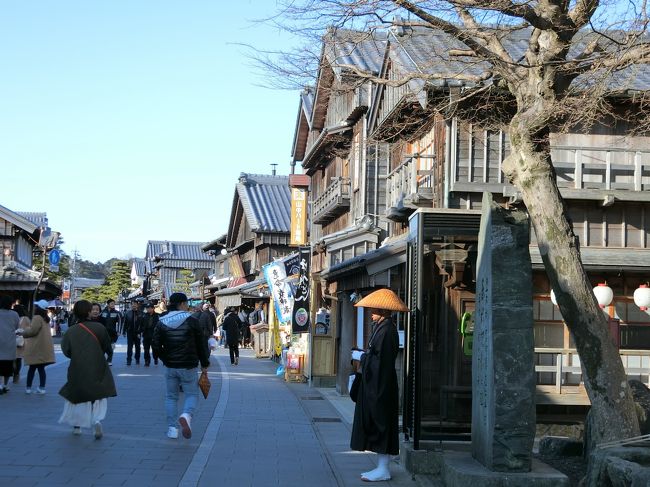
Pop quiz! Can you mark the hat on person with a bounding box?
[354,288,409,312]
[144,301,154,308]
[168,293,188,306]
[34,299,50,310]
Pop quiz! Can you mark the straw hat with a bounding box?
[354,289,409,312]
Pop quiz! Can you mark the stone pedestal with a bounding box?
[472,193,536,472]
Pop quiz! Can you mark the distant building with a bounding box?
[145,241,213,301]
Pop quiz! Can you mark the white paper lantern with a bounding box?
[634,284,650,311]
[593,283,614,308]
[550,289,557,306]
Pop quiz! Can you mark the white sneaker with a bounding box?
[72,427,82,436]
[166,426,179,439]
[35,387,46,395]
[179,413,192,439]
[25,388,32,394]
[94,422,103,439]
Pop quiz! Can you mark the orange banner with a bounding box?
[290,187,308,246]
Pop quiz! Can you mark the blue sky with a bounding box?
[0,1,301,263]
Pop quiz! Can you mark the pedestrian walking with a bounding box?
[152,292,209,439]
[12,304,30,384]
[0,295,20,394]
[99,298,122,337]
[350,288,407,482]
[123,301,144,366]
[92,302,116,364]
[142,302,159,366]
[22,300,56,394]
[58,300,116,439]
[216,309,226,348]
[222,307,243,366]
[192,302,217,360]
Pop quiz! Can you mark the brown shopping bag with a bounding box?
[198,370,211,399]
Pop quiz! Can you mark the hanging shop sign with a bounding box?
[290,187,308,246]
[292,247,311,334]
[263,260,294,324]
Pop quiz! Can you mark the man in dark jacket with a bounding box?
[123,301,144,366]
[141,302,159,366]
[222,307,243,366]
[99,299,121,365]
[192,303,217,360]
[153,293,209,440]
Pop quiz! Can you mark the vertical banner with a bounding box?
[263,261,294,324]
[292,247,311,334]
[290,187,308,246]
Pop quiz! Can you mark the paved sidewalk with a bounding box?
[0,337,424,486]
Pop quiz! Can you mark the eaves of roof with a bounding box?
[0,204,38,233]
[301,123,353,173]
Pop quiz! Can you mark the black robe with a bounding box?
[350,317,399,455]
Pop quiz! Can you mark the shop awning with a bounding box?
[320,235,407,281]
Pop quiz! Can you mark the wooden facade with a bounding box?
[0,206,61,301]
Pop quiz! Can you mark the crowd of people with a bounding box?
[0,293,267,440]
[0,286,407,483]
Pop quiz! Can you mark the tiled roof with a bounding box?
[146,241,213,262]
[236,173,291,233]
[388,26,650,92]
[73,277,105,288]
[132,258,150,277]
[325,28,387,77]
[16,212,48,228]
[0,204,38,233]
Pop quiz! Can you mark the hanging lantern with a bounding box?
[634,284,650,311]
[550,289,557,306]
[593,283,614,308]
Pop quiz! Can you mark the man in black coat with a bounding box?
[141,302,159,366]
[152,293,209,440]
[123,301,144,366]
[99,299,121,365]
[222,307,243,365]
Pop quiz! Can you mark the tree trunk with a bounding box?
[502,120,640,446]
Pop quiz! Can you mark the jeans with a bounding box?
[165,367,199,428]
[26,364,46,388]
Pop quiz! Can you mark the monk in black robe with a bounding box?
[350,288,406,482]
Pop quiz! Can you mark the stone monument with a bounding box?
[471,192,536,472]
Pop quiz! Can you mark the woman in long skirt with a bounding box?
[58,300,116,439]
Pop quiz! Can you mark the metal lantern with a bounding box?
[593,283,614,308]
[634,284,650,311]
[550,289,557,306]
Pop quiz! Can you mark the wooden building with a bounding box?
[144,240,213,301]
[213,172,293,310]
[291,29,412,389]
[0,205,61,304]
[364,25,650,446]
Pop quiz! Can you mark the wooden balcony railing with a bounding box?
[551,146,650,192]
[385,157,435,220]
[452,144,650,201]
[534,348,650,405]
[312,177,351,225]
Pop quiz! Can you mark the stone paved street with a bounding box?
[0,337,417,487]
